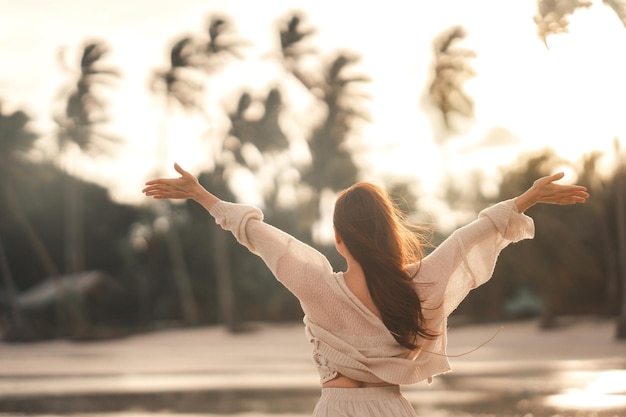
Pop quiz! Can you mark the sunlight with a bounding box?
[544,370,626,411]
[4,0,626,208]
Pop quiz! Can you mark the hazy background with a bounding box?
[1,1,626,415]
[3,0,625,205]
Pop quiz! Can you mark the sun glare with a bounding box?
[544,370,626,411]
[3,0,626,206]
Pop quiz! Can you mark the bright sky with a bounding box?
[2,0,626,218]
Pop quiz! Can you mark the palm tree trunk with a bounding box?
[213,229,239,332]
[1,180,63,336]
[62,157,88,339]
[160,202,199,325]
[2,181,58,277]
[601,215,620,312]
[157,102,199,326]
[65,174,84,273]
[615,168,626,339]
[0,237,24,337]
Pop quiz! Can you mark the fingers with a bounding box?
[562,184,590,201]
[572,187,590,200]
[142,184,157,194]
[142,183,167,197]
[559,195,587,205]
[534,172,564,189]
[143,177,175,188]
[144,164,188,185]
[547,171,565,182]
[532,172,590,206]
[142,163,194,200]
[174,162,188,177]
[144,177,168,186]
[142,184,182,199]
[552,186,589,205]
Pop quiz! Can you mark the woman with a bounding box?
[143,163,588,417]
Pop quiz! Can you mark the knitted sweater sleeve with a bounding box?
[417,199,535,318]
[208,201,333,300]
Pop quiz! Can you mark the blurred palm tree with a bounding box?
[54,40,121,337]
[0,103,59,336]
[149,15,246,328]
[579,152,621,314]
[213,87,291,331]
[201,13,302,324]
[149,14,248,143]
[197,15,249,331]
[198,15,260,332]
[532,1,626,338]
[54,40,122,274]
[273,12,370,240]
[149,36,203,326]
[0,104,57,279]
[297,51,371,244]
[150,36,203,168]
[303,52,370,193]
[427,25,476,141]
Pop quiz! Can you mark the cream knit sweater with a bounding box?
[209,198,535,385]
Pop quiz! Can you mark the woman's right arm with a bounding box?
[143,163,333,297]
[142,162,220,211]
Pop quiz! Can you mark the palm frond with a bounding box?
[202,15,247,60]
[279,12,317,59]
[81,42,107,68]
[54,40,122,156]
[428,25,476,131]
[534,0,593,47]
[604,0,626,28]
[170,37,197,68]
[433,26,468,54]
[0,105,38,162]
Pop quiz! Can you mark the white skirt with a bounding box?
[312,386,417,417]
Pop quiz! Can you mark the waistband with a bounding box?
[319,385,402,401]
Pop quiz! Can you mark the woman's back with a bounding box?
[342,269,383,321]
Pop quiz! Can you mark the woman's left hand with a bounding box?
[515,172,589,213]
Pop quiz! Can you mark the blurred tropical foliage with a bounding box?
[534,0,626,47]
[1,6,625,342]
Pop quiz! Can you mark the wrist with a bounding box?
[514,188,537,213]
[190,182,205,201]
[194,184,220,211]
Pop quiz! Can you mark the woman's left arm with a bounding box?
[417,172,588,317]
[514,172,589,213]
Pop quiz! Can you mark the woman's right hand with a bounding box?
[142,163,201,200]
[143,163,221,211]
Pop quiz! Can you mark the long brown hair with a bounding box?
[333,182,437,350]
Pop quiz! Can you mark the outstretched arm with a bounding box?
[143,163,334,301]
[142,163,219,212]
[418,172,587,317]
[514,172,589,213]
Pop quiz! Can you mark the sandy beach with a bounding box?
[0,317,625,416]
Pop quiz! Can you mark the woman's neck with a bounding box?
[343,257,363,278]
